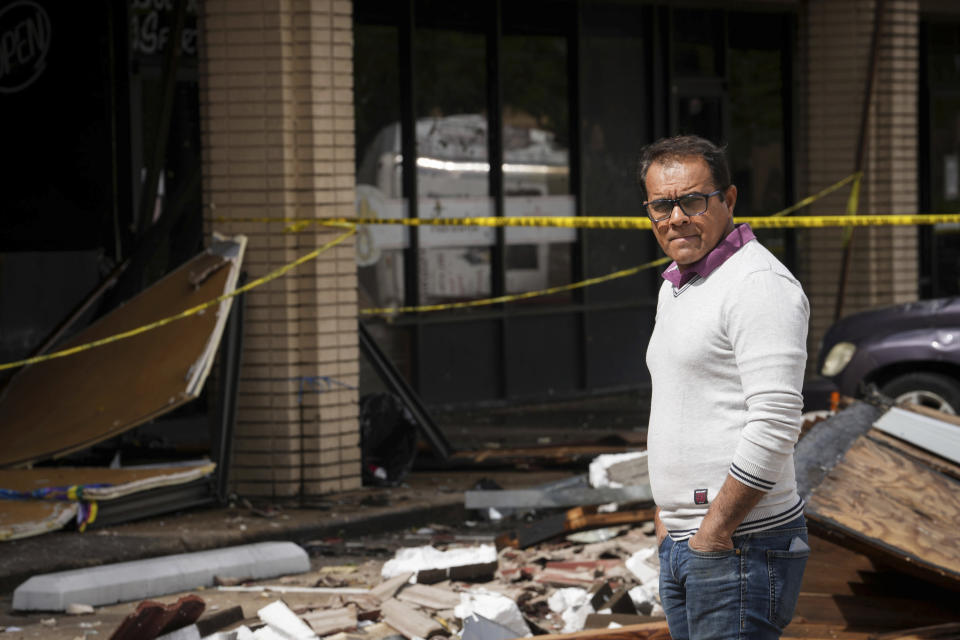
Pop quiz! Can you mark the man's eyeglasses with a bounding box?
[643,189,724,223]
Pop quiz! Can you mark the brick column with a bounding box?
[799,0,919,373]
[198,0,360,498]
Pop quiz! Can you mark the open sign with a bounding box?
[0,1,50,94]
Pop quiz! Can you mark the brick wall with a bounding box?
[799,0,919,373]
[198,0,360,498]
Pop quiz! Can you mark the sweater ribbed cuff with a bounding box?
[729,461,777,492]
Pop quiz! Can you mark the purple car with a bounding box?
[817,297,960,414]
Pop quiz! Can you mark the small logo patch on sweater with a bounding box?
[694,489,708,505]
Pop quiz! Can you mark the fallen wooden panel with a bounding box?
[797,414,960,585]
[0,463,216,540]
[0,235,246,467]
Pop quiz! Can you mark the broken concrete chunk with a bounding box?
[381,545,497,584]
[455,587,531,638]
[14,542,309,611]
[257,600,318,640]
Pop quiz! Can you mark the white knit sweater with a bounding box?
[645,239,809,540]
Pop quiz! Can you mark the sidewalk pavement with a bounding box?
[0,469,575,595]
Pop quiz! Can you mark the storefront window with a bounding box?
[501,33,574,300]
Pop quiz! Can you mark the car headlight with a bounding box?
[821,341,856,376]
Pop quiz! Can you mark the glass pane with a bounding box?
[929,94,960,297]
[672,8,723,78]
[414,27,493,305]
[728,13,789,260]
[501,33,574,301]
[928,22,960,85]
[580,2,657,305]
[676,94,723,140]
[354,21,407,311]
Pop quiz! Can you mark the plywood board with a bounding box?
[805,434,960,585]
[0,236,246,467]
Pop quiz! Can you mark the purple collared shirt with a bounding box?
[661,224,756,289]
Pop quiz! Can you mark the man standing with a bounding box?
[641,135,810,640]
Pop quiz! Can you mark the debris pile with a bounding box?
[187,529,664,639]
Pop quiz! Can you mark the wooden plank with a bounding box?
[395,584,461,610]
[301,605,358,636]
[0,237,246,468]
[513,621,670,640]
[806,435,960,585]
[497,506,654,549]
[369,573,412,602]
[874,407,960,465]
[870,622,960,640]
[465,486,653,509]
[379,598,444,640]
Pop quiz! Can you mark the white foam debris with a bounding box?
[381,544,497,579]
[257,600,317,640]
[629,583,664,617]
[455,587,532,638]
[625,546,659,584]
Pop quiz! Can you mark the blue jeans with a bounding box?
[658,515,809,640]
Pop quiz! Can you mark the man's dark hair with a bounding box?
[636,135,731,201]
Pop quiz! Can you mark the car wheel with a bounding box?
[879,372,960,415]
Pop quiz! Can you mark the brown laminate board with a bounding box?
[0,236,246,467]
[806,434,960,585]
[0,500,77,541]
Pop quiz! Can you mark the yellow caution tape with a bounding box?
[0,224,357,372]
[360,256,671,316]
[220,213,960,230]
[771,173,861,217]
[6,171,956,368]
